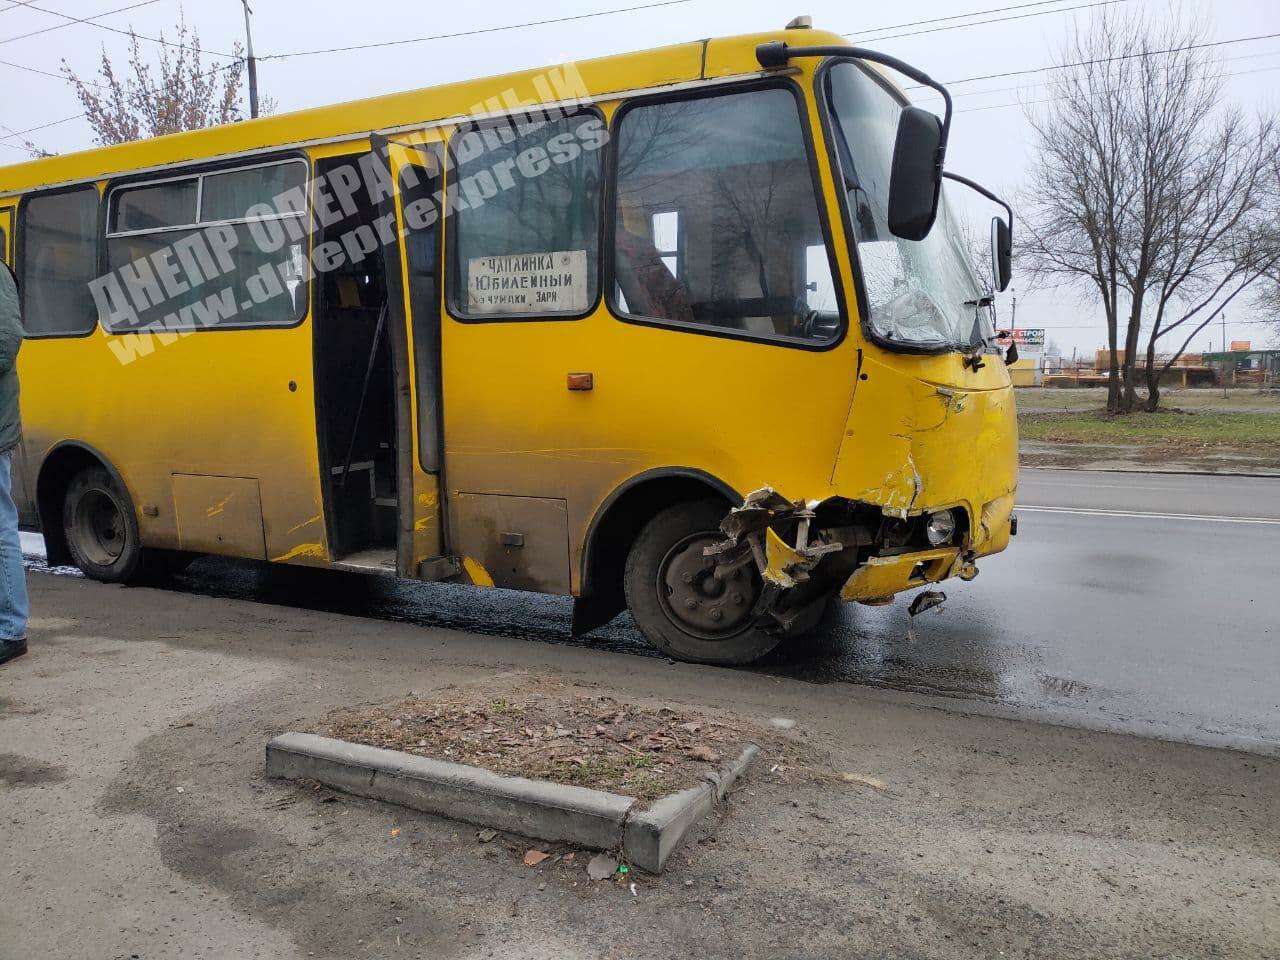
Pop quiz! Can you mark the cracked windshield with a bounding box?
[825,60,991,350]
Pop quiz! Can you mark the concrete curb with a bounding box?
[622,743,759,873]
[265,732,759,873]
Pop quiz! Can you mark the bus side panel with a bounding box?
[438,86,859,596]
[19,321,331,566]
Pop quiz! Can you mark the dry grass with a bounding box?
[1018,409,1280,459]
[1016,386,1280,414]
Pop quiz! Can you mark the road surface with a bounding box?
[6,468,1280,959]
[21,467,1280,755]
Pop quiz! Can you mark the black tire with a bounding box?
[624,499,782,666]
[62,466,145,583]
[136,549,197,582]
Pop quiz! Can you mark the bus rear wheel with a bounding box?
[63,466,145,583]
[624,500,781,665]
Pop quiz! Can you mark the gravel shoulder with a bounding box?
[2,572,1277,960]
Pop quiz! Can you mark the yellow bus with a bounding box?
[0,21,1018,664]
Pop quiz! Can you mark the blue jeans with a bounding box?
[0,450,29,640]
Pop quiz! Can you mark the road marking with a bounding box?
[1017,505,1280,525]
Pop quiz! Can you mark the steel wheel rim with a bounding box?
[74,489,126,567]
[656,530,760,641]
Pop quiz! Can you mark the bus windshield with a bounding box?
[824,60,990,351]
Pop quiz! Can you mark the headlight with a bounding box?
[925,510,957,546]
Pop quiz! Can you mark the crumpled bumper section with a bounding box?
[704,486,996,628]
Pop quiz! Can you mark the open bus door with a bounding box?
[371,133,455,581]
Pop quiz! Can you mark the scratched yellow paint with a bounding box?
[271,541,327,564]
[460,557,495,589]
[205,495,233,519]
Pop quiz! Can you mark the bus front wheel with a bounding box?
[62,466,146,583]
[624,500,782,666]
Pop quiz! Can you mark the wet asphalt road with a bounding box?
[22,467,1280,755]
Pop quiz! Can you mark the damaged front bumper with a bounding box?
[705,487,1015,631]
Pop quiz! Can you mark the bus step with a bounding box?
[331,548,397,575]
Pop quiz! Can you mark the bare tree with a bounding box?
[1257,272,1280,346]
[1020,8,1277,412]
[1020,12,1134,411]
[1141,108,1278,408]
[1248,156,1280,346]
[60,13,261,148]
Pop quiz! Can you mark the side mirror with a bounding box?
[0,263,19,331]
[991,216,1012,292]
[888,106,944,241]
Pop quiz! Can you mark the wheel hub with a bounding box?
[658,533,760,638]
[75,490,125,566]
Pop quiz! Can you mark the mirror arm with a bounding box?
[756,42,952,170]
[941,171,1014,239]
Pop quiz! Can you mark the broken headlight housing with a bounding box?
[924,510,958,546]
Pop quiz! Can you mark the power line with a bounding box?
[908,30,1280,90]
[2,112,86,138]
[918,47,1280,101]
[0,45,240,95]
[0,57,239,150]
[850,0,1133,43]
[2,0,239,58]
[954,61,1280,113]
[260,0,700,61]
[852,0,1099,38]
[0,53,106,88]
[0,0,160,46]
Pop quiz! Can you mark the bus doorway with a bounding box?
[312,154,398,570]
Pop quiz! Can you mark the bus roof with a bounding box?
[0,27,854,198]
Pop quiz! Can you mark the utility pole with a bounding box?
[239,0,260,119]
[1222,312,1229,398]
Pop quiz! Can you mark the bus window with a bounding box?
[448,111,605,320]
[112,178,198,233]
[199,162,307,223]
[18,186,100,337]
[103,158,308,331]
[612,86,842,345]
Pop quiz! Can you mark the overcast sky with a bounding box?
[1,0,1277,353]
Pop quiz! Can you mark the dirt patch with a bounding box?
[315,679,813,803]
[0,752,68,787]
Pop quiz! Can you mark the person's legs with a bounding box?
[0,449,29,663]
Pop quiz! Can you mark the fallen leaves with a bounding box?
[320,688,755,803]
[587,853,618,880]
[688,744,721,763]
[523,849,551,867]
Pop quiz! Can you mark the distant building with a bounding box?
[1202,348,1280,389]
